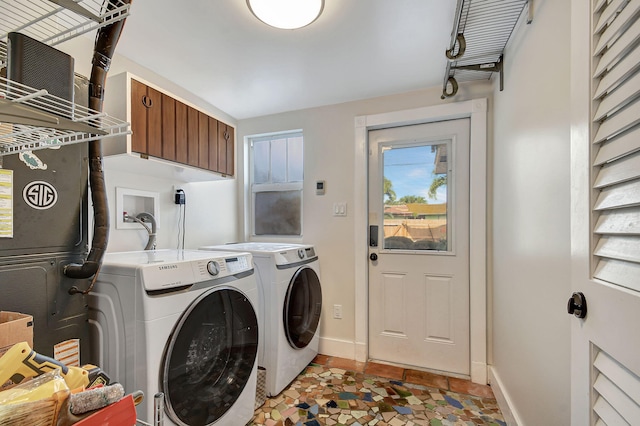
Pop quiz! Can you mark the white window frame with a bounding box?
[248,130,304,237]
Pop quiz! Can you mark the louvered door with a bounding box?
[571,0,640,424]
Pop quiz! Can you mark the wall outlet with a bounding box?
[333,304,343,319]
[174,189,185,205]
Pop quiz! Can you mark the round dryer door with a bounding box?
[283,266,322,349]
[161,287,258,426]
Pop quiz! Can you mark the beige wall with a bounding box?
[491,0,571,424]
[237,82,491,351]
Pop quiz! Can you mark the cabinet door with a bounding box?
[225,125,234,176]
[175,101,188,164]
[198,111,209,169]
[218,122,234,176]
[162,93,176,161]
[147,86,163,158]
[187,106,199,167]
[208,116,219,173]
[130,79,148,154]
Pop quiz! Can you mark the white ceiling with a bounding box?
[114,0,456,120]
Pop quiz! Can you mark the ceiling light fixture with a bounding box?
[247,0,324,30]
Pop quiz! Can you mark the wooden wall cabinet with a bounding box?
[104,72,235,181]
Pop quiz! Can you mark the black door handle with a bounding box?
[370,253,378,261]
[567,292,587,319]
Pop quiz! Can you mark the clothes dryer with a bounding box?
[88,249,259,426]
[200,243,321,396]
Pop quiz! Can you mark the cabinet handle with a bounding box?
[223,130,230,142]
[141,95,153,108]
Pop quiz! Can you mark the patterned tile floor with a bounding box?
[249,355,505,426]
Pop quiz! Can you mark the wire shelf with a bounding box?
[0,0,131,47]
[0,76,130,156]
[0,0,131,156]
[441,0,531,98]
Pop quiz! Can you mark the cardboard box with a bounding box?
[0,311,34,357]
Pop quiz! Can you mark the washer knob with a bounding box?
[207,261,220,276]
[297,249,305,259]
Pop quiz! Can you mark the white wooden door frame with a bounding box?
[354,99,488,384]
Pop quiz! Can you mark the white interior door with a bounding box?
[368,119,470,375]
[571,1,640,424]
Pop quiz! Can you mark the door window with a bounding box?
[162,288,258,425]
[283,267,322,349]
[381,142,450,251]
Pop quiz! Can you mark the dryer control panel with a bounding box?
[274,246,317,266]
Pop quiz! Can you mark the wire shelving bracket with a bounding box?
[441,0,533,99]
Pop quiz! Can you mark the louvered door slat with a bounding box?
[595,207,640,234]
[595,0,628,34]
[595,236,640,263]
[593,397,630,426]
[594,351,640,403]
[593,44,640,101]
[594,23,640,78]
[594,150,640,188]
[595,0,609,13]
[594,180,640,210]
[594,0,640,56]
[593,373,640,421]
[594,127,640,166]
[594,259,640,292]
[594,98,640,143]
[593,71,640,121]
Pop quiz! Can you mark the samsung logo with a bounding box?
[158,265,178,270]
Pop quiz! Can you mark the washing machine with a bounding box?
[87,249,259,426]
[200,243,321,397]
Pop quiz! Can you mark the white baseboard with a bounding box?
[488,366,523,426]
[354,341,367,362]
[318,337,360,360]
[471,361,488,385]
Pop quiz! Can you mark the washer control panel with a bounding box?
[194,253,252,280]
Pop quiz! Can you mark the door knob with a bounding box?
[567,292,587,319]
[370,253,378,261]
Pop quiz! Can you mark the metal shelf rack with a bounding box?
[441,0,532,99]
[0,0,131,156]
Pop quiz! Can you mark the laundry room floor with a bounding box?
[249,355,505,426]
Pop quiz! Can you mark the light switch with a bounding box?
[333,202,347,217]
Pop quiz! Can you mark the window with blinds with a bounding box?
[591,0,640,292]
[249,131,304,236]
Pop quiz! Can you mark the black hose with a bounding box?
[64,0,132,280]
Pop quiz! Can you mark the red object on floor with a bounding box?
[74,394,136,426]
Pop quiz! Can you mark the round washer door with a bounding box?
[283,266,322,349]
[162,287,258,426]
